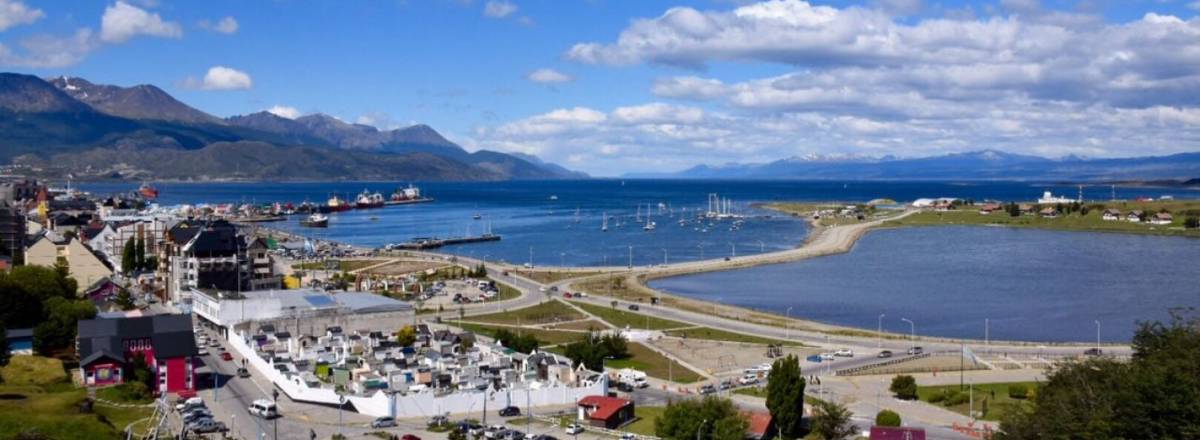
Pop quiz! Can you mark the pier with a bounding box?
[387,233,501,250]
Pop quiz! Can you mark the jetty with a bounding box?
[387,233,501,250]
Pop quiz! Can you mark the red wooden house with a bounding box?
[77,314,199,394]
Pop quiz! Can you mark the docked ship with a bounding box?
[138,182,159,199]
[355,189,386,209]
[386,184,433,205]
[300,213,329,228]
[322,195,352,213]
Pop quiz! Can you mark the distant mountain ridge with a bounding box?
[640,150,1200,181]
[0,72,583,181]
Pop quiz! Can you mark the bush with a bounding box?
[944,391,970,406]
[927,390,948,404]
[1185,217,1199,229]
[1008,383,1030,399]
[875,409,902,427]
[890,375,918,400]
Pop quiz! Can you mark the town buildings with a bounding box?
[24,230,114,293]
[76,314,199,394]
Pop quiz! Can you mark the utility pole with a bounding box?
[901,318,915,352]
[878,313,885,350]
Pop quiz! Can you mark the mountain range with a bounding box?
[635,150,1200,181]
[0,72,584,181]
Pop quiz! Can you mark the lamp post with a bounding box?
[729,242,736,257]
[696,419,709,440]
[985,318,990,353]
[1095,320,1101,351]
[628,245,633,269]
[560,252,565,267]
[337,393,345,438]
[528,246,533,268]
[661,248,668,265]
[878,313,886,350]
[757,240,764,253]
[901,318,915,352]
[786,306,793,340]
[697,243,705,260]
[272,390,279,440]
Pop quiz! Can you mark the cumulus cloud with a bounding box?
[0,28,98,68]
[266,105,301,119]
[199,16,238,34]
[526,68,573,84]
[483,1,517,18]
[182,66,252,90]
[100,1,182,43]
[0,0,43,31]
[511,0,1200,174]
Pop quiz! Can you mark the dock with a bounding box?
[387,233,500,250]
[383,197,434,206]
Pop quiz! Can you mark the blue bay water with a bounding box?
[650,226,1200,342]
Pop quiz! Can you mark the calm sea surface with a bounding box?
[650,226,1200,342]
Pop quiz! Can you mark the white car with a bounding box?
[834,349,854,357]
[738,374,758,385]
[565,424,585,435]
[819,352,836,361]
[197,348,209,356]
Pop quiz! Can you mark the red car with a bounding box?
[220,352,233,361]
[401,435,421,440]
[562,292,573,298]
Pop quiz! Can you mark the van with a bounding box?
[248,399,279,418]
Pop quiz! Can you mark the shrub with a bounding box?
[1008,383,1030,399]
[875,409,902,427]
[927,391,947,404]
[890,375,918,400]
[1185,217,1199,229]
[944,391,970,406]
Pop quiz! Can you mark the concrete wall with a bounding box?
[229,330,605,418]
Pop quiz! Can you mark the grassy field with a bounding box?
[455,322,585,346]
[625,406,666,436]
[572,302,691,330]
[572,275,656,303]
[733,387,827,406]
[512,270,607,284]
[607,343,703,383]
[546,319,609,331]
[292,259,386,271]
[886,200,1200,237]
[917,382,1039,421]
[0,356,152,440]
[494,280,521,301]
[467,300,585,325]
[664,327,807,346]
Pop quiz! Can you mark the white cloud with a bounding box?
[183,66,252,90]
[483,1,517,18]
[199,16,238,34]
[0,0,43,31]
[0,28,98,68]
[1190,2,1200,12]
[100,1,182,43]
[651,76,728,100]
[266,105,300,119]
[526,68,573,84]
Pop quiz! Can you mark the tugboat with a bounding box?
[138,182,159,199]
[325,195,352,212]
[300,213,329,228]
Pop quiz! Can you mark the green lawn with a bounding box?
[96,384,154,404]
[886,200,1200,237]
[467,300,585,325]
[573,302,691,330]
[625,406,666,436]
[607,343,703,383]
[456,322,585,346]
[733,387,826,406]
[0,356,153,440]
[664,327,807,346]
[292,259,385,271]
[917,382,1039,421]
[493,280,521,301]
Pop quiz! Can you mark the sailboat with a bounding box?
[574,206,581,223]
[643,205,656,231]
[601,212,608,232]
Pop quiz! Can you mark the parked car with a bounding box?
[248,399,279,418]
[175,397,204,412]
[620,434,636,440]
[806,354,823,363]
[565,424,585,435]
[498,406,521,417]
[401,435,422,440]
[485,425,508,439]
[617,381,634,392]
[877,350,893,358]
[834,348,854,357]
[458,422,485,436]
[1083,348,1103,356]
[504,430,525,440]
[488,429,511,440]
[237,367,251,378]
[699,384,716,395]
[719,379,733,390]
[189,419,227,434]
[819,352,836,361]
[197,348,209,356]
[562,292,572,298]
[220,352,233,361]
[208,340,220,347]
[532,435,559,440]
[372,416,397,428]
[738,374,758,385]
[907,346,924,355]
[428,414,449,427]
[627,304,640,311]
[182,410,213,424]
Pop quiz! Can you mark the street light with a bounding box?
[628,245,633,269]
[729,242,736,257]
[757,240,764,253]
[901,318,915,352]
[786,306,793,340]
[661,248,668,265]
[877,313,886,350]
[337,393,345,438]
[560,252,565,267]
[696,419,709,440]
[1095,320,1101,351]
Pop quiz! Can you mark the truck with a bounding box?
[617,369,649,389]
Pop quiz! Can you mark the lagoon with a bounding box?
[649,226,1200,342]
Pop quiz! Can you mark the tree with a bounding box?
[766,355,806,439]
[889,375,918,400]
[875,409,901,427]
[114,288,136,311]
[998,310,1200,440]
[395,325,417,347]
[0,325,9,367]
[134,236,146,271]
[33,298,97,355]
[144,256,158,272]
[564,332,629,370]
[122,237,136,273]
[1185,217,1200,229]
[492,328,539,354]
[655,396,748,440]
[810,400,856,440]
[0,265,77,329]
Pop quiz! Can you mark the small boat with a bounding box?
[549,195,558,201]
[601,212,608,232]
[138,182,159,199]
[473,213,482,220]
[300,213,329,228]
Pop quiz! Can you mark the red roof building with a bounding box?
[743,412,776,440]
[577,395,635,429]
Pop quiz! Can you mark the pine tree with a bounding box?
[121,237,136,273]
[766,355,806,439]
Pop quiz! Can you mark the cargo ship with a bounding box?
[386,184,433,205]
[355,189,386,209]
[139,182,159,199]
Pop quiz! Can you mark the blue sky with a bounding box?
[2,0,1199,176]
